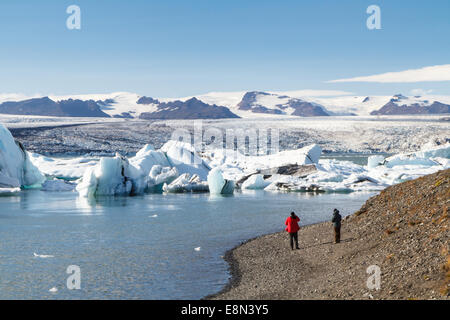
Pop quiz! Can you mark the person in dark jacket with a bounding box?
[331,208,342,243]
[285,212,300,250]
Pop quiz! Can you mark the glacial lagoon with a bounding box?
[0,189,373,299]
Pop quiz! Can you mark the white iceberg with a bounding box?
[75,141,215,197]
[384,143,450,168]
[76,155,133,197]
[147,165,179,192]
[29,153,99,180]
[241,174,270,190]
[163,173,209,193]
[161,140,211,180]
[207,167,235,194]
[367,155,385,169]
[0,124,45,188]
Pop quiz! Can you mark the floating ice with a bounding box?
[41,179,76,192]
[147,165,178,192]
[163,173,209,193]
[34,253,54,258]
[161,140,211,180]
[367,155,385,169]
[207,168,235,195]
[0,124,45,188]
[49,287,58,293]
[29,153,98,179]
[0,187,20,194]
[384,143,450,168]
[194,247,201,251]
[76,141,213,197]
[76,155,132,197]
[241,174,271,190]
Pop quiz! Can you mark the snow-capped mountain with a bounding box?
[138,97,239,119]
[0,91,449,119]
[235,91,330,117]
[370,94,450,115]
[0,97,110,117]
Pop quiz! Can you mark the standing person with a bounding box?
[285,212,300,250]
[332,208,342,244]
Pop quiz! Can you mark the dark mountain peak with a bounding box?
[139,98,239,120]
[137,96,160,105]
[237,91,271,111]
[0,97,110,118]
[371,98,450,115]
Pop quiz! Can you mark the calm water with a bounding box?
[0,190,374,299]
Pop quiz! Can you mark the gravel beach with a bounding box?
[209,169,449,300]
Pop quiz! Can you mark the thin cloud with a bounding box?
[327,64,450,83]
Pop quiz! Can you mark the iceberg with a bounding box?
[241,174,270,190]
[0,124,45,188]
[75,141,215,197]
[384,143,450,168]
[29,153,99,180]
[163,173,209,193]
[367,155,385,169]
[129,144,171,175]
[207,168,235,195]
[147,165,178,192]
[76,155,133,197]
[161,140,211,180]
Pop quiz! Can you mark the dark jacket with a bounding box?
[332,212,342,228]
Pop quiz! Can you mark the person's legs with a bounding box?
[289,233,294,250]
[334,226,341,243]
[294,232,299,249]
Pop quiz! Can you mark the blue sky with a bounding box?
[0,0,449,97]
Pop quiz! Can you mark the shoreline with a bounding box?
[203,224,321,300]
[206,169,449,300]
[204,221,343,300]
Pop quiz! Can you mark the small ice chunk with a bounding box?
[34,253,54,258]
[49,287,58,293]
[194,247,201,251]
[150,214,158,218]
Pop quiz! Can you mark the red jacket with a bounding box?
[285,216,300,233]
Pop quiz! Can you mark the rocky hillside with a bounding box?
[350,168,449,297]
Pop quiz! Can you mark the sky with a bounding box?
[0,0,449,98]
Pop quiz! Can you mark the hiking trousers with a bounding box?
[289,232,299,249]
[334,226,341,243]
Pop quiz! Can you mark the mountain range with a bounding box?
[0,91,449,119]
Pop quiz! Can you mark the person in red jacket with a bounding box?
[285,212,300,250]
